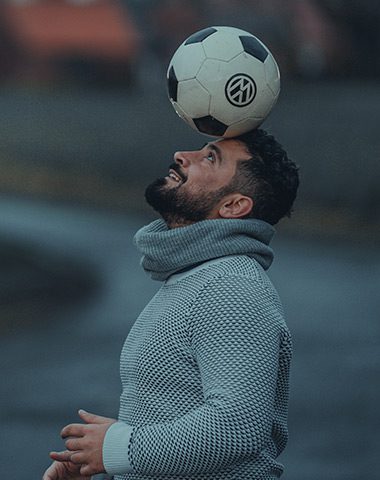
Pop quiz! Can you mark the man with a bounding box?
[43,128,299,480]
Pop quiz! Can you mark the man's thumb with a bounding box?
[78,409,113,424]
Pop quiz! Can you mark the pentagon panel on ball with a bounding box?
[193,116,228,137]
[167,26,281,138]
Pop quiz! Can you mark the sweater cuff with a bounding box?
[103,421,135,475]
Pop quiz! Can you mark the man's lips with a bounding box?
[167,168,184,183]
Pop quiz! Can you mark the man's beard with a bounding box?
[144,164,234,227]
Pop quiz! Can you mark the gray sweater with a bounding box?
[103,218,292,480]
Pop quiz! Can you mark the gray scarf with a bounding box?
[133,218,275,281]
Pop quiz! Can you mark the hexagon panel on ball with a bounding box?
[167,42,206,81]
[176,78,211,119]
[197,53,266,125]
[224,117,264,138]
[202,28,245,62]
[171,101,198,131]
[264,55,281,98]
[229,52,275,119]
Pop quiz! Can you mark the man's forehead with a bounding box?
[211,138,250,159]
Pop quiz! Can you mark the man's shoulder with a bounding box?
[183,256,287,330]
[166,254,262,285]
[188,255,284,316]
[156,255,287,330]
[167,254,280,301]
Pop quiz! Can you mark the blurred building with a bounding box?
[0,0,140,87]
[128,0,379,81]
[0,0,378,230]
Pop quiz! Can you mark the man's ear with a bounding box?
[218,194,254,219]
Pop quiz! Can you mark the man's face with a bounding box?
[145,138,252,227]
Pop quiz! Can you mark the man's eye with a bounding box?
[205,152,214,162]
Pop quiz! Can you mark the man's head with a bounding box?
[145,128,299,228]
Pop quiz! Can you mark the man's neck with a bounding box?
[162,215,197,230]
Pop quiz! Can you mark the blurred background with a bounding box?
[0,0,378,478]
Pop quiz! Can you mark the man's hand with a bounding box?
[57,409,117,477]
[42,459,90,480]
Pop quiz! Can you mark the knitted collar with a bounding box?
[133,218,275,281]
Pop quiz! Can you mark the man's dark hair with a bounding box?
[232,128,300,225]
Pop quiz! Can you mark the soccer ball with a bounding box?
[166,26,280,138]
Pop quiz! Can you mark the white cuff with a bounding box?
[103,421,135,475]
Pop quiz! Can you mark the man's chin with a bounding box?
[144,176,215,225]
[163,180,178,190]
[145,178,174,213]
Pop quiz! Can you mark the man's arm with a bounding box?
[102,275,285,477]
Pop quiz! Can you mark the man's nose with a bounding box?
[173,151,194,167]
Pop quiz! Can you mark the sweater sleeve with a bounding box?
[103,275,283,476]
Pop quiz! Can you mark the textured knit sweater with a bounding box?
[103,218,292,480]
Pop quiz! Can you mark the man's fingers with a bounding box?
[42,462,59,480]
[78,409,116,425]
[65,437,83,451]
[42,460,87,480]
[80,464,95,477]
[61,423,85,438]
[70,451,86,465]
[49,450,72,462]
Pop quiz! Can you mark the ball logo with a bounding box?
[225,74,256,107]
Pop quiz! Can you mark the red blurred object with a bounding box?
[1,0,141,85]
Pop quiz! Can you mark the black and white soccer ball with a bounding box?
[167,26,280,138]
